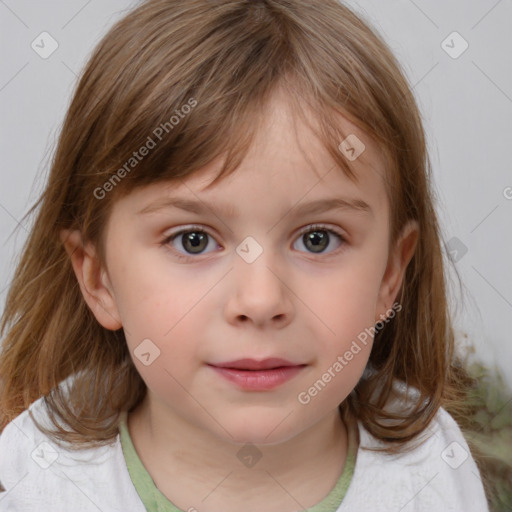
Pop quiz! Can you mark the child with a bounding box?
[0,0,490,510]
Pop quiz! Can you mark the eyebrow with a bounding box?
[137,196,373,218]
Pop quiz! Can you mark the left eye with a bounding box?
[162,224,345,259]
[293,225,345,254]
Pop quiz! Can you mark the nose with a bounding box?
[224,249,294,329]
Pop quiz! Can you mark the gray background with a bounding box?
[1,1,511,387]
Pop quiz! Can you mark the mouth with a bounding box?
[210,358,303,371]
[207,358,307,390]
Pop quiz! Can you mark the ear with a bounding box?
[375,220,419,321]
[60,229,122,330]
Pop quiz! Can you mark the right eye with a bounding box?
[161,225,220,260]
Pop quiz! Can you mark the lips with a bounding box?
[210,358,301,371]
[207,358,306,391]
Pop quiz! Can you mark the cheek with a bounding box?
[110,245,203,334]
[296,336,372,414]
[302,259,383,336]
[121,299,203,404]
[295,253,384,398]
[108,252,208,378]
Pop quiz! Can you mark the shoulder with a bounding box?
[338,406,489,512]
[0,394,144,511]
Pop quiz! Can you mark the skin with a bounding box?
[62,87,418,512]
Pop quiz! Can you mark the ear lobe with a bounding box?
[376,220,419,321]
[60,229,122,330]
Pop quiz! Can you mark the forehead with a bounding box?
[112,88,390,221]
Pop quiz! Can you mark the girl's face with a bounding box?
[79,89,417,445]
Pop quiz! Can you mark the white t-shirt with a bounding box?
[0,394,489,511]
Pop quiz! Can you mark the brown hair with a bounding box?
[0,0,472,460]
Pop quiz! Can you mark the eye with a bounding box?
[162,225,219,260]
[293,224,346,255]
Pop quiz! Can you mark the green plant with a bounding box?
[463,361,512,511]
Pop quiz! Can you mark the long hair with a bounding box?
[1,0,470,460]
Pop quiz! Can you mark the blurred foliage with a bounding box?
[463,361,512,512]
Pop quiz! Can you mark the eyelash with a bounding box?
[160,223,347,261]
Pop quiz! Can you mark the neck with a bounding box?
[127,396,350,512]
